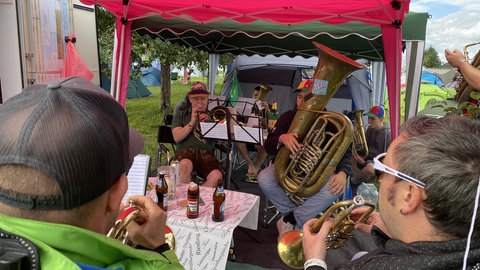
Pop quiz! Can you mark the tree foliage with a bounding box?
[423,46,442,68]
[95,7,234,111]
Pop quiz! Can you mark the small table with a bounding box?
[147,178,260,270]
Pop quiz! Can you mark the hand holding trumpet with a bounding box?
[119,195,168,249]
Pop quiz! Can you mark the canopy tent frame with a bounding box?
[80,0,425,139]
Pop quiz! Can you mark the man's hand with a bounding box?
[352,208,390,237]
[302,218,333,261]
[125,195,167,249]
[328,171,347,196]
[279,132,302,154]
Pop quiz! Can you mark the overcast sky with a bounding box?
[409,0,480,64]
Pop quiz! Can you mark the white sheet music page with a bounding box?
[208,96,226,111]
[199,122,229,140]
[233,125,263,144]
[123,154,150,202]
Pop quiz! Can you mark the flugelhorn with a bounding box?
[277,195,375,269]
[107,200,176,250]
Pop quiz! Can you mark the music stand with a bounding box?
[198,99,265,189]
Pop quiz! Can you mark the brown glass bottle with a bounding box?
[187,171,199,219]
[156,171,168,211]
[212,180,225,222]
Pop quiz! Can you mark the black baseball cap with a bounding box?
[0,77,144,210]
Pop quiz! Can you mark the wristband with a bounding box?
[187,123,194,129]
[304,258,327,270]
[457,58,467,69]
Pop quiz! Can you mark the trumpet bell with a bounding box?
[277,230,305,269]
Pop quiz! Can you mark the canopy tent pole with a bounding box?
[381,24,403,140]
[371,61,386,107]
[404,40,425,121]
[208,53,219,94]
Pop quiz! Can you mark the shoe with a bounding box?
[244,173,258,183]
[276,217,294,237]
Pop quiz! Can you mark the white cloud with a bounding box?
[409,1,480,63]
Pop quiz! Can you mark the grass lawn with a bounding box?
[125,76,224,166]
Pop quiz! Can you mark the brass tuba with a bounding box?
[107,200,176,250]
[348,110,369,160]
[278,195,376,269]
[253,83,272,128]
[455,42,480,103]
[274,42,364,199]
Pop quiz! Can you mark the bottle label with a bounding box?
[162,194,168,211]
[187,198,198,215]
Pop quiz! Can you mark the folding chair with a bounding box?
[155,114,176,170]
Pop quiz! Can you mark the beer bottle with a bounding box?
[156,171,168,211]
[268,101,278,130]
[187,171,199,219]
[212,180,225,222]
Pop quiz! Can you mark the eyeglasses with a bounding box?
[373,153,425,189]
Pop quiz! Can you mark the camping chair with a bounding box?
[155,114,175,170]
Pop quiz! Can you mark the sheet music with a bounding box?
[233,125,263,144]
[236,97,256,116]
[123,154,150,202]
[199,122,229,140]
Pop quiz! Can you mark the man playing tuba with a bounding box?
[258,79,352,236]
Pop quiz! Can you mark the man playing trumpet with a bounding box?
[0,77,183,269]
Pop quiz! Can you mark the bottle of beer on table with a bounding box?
[156,171,168,211]
[187,171,199,219]
[212,180,225,222]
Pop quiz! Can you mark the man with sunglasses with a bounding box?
[301,115,480,270]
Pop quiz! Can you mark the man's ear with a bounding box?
[106,174,128,214]
[400,184,423,214]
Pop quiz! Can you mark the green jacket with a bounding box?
[0,213,184,270]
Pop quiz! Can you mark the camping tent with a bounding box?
[79,0,423,138]
[141,67,161,86]
[221,55,372,116]
[421,70,443,87]
[101,75,153,99]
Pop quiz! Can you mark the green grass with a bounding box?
[125,76,224,165]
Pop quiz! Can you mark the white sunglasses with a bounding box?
[373,153,425,189]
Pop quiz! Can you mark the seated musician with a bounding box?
[257,79,352,236]
[235,85,268,183]
[0,77,182,269]
[171,81,223,188]
[302,115,480,270]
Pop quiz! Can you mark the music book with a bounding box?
[233,125,264,145]
[199,122,229,140]
[123,154,151,202]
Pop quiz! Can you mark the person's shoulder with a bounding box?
[173,98,189,112]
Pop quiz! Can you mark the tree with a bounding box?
[423,46,441,68]
[96,7,234,111]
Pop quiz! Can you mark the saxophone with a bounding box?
[274,42,364,199]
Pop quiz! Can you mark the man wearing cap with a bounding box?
[258,79,352,237]
[351,105,391,195]
[171,81,223,187]
[0,77,182,269]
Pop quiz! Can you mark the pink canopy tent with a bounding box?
[80,0,411,138]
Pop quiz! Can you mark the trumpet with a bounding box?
[277,196,375,269]
[107,200,176,250]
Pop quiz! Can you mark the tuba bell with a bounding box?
[454,42,480,103]
[274,42,364,200]
[348,110,369,160]
[252,83,272,129]
[277,195,375,269]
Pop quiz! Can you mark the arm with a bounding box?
[302,218,333,270]
[171,101,197,143]
[263,109,297,155]
[445,48,480,90]
[328,141,352,195]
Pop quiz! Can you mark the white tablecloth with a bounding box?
[148,179,260,270]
